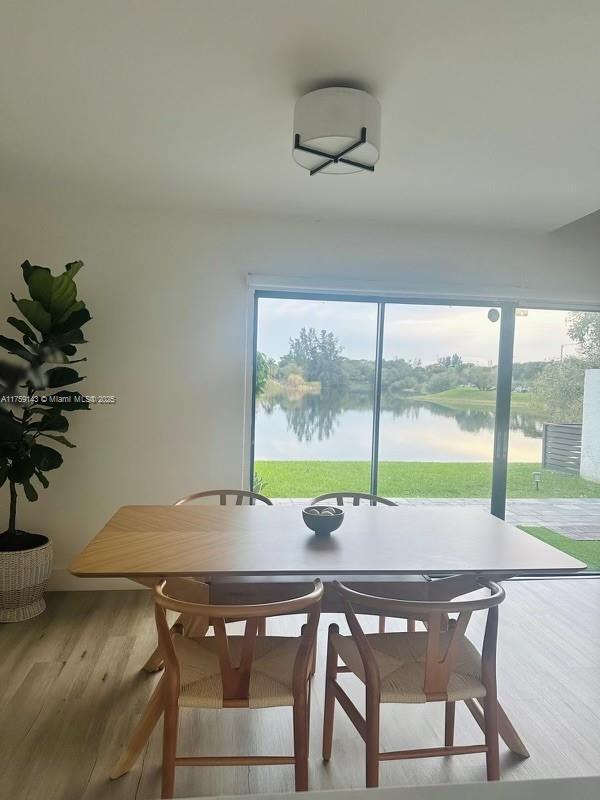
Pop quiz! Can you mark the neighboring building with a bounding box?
[581,369,600,483]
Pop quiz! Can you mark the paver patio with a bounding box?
[274,498,600,539]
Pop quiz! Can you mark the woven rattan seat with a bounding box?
[175,634,302,709]
[332,630,486,703]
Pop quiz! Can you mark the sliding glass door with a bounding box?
[505,308,600,570]
[377,304,500,501]
[252,296,378,500]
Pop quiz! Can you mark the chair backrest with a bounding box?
[173,489,273,506]
[334,575,504,701]
[154,578,323,705]
[311,491,397,507]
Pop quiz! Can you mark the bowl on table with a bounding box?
[302,505,344,535]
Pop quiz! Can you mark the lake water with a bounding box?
[255,395,542,462]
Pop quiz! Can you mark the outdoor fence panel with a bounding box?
[542,423,582,474]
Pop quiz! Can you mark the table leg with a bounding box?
[110,676,165,779]
[143,645,165,673]
[464,698,529,758]
[183,612,210,639]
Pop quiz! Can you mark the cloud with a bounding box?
[257,298,578,365]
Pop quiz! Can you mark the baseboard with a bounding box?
[46,569,145,591]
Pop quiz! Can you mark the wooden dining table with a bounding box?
[69,503,585,779]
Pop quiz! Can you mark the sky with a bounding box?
[256,298,582,365]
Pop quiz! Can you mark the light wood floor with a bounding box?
[1,579,600,799]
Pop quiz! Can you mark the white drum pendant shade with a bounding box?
[293,87,381,175]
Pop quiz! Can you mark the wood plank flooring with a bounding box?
[1,579,599,799]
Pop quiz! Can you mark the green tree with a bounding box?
[532,357,586,422]
[567,312,600,366]
[424,371,458,394]
[463,365,496,391]
[287,327,345,389]
[255,351,270,396]
[437,353,463,368]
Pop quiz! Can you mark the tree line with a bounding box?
[257,327,545,397]
[256,312,600,423]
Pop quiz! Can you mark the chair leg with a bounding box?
[309,636,317,678]
[445,701,456,746]
[257,617,267,636]
[484,693,500,781]
[378,615,386,633]
[293,688,309,791]
[161,697,179,799]
[322,623,339,762]
[306,678,312,744]
[365,687,380,788]
[110,677,165,779]
[407,618,416,633]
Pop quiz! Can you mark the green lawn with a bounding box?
[415,387,543,412]
[519,526,600,570]
[254,460,600,499]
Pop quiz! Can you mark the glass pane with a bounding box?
[253,297,378,499]
[506,309,600,571]
[378,304,500,501]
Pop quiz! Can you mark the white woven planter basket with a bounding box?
[0,537,53,623]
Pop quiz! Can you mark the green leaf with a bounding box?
[21,260,36,281]
[34,469,49,488]
[48,272,78,318]
[55,306,91,332]
[65,261,84,278]
[23,480,39,501]
[51,391,89,411]
[0,335,35,362]
[24,262,83,321]
[16,298,52,333]
[60,345,77,356]
[39,433,75,448]
[56,300,84,325]
[27,266,53,305]
[7,316,38,342]
[45,367,84,388]
[30,444,63,471]
[28,412,69,432]
[28,405,59,416]
[8,457,35,482]
[50,329,86,346]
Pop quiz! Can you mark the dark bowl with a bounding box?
[302,505,344,535]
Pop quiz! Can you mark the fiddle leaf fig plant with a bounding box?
[0,260,91,543]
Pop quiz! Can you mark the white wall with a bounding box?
[581,369,600,483]
[0,199,599,588]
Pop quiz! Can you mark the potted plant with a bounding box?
[0,260,91,622]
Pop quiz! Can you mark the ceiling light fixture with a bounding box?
[293,87,381,175]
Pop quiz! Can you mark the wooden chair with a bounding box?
[173,489,273,507]
[311,492,414,635]
[311,491,397,507]
[143,489,273,673]
[154,577,323,798]
[322,576,505,786]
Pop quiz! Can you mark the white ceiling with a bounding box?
[1,0,600,231]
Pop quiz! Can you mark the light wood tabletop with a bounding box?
[69,504,585,579]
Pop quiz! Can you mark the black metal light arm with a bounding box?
[293,127,375,175]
